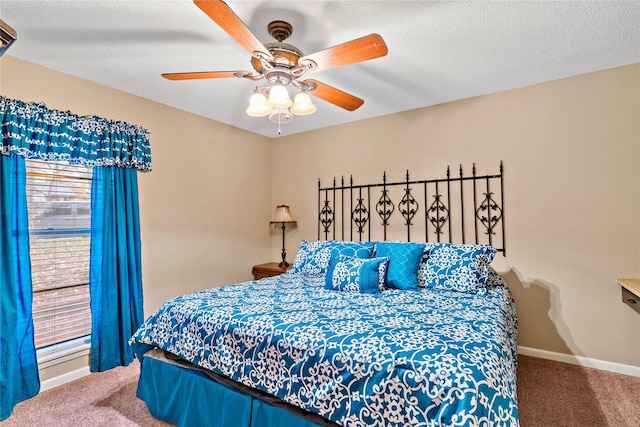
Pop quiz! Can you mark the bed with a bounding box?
[129,164,518,427]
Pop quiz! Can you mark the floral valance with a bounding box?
[0,96,152,171]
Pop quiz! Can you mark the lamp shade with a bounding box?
[246,92,273,117]
[270,205,296,224]
[266,84,293,108]
[290,92,316,116]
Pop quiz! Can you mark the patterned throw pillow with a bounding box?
[418,243,497,293]
[325,254,389,294]
[291,240,375,277]
[374,241,426,290]
[485,267,506,289]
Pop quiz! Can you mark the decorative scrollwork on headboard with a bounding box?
[317,162,506,255]
[376,190,395,226]
[319,200,334,235]
[352,197,369,235]
[428,193,449,236]
[476,192,503,236]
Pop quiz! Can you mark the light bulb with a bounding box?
[266,84,293,108]
[290,92,316,116]
[246,92,273,117]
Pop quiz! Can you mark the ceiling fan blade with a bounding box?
[162,71,251,80]
[299,34,388,73]
[194,0,273,61]
[304,79,364,111]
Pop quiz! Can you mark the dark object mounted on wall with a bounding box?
[0,19,17,57]
[318,162,506,255]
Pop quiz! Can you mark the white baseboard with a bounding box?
[518,346,640,378]
[40,366,91,393]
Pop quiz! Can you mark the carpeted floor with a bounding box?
[3,355,640,426]
[3,361,171,427]
[516,356,640,426]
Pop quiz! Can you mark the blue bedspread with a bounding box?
[130,272,519,427]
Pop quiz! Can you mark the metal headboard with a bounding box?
[317,162,506,255]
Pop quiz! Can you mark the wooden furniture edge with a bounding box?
[617,278,640,299]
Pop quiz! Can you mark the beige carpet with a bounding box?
[3,355,640,426]
[516,356,640,426]
[3,361,171,427]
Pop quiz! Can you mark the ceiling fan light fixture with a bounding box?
[266,84,293,108]
[165,2,388,132]
[246,92,273,117]
[290,92,316,116]
[268,107,294,124]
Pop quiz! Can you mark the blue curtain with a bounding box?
[0,154,40,421]
[89,166,144,372]
[1,95,151,416]
[1,96,151,171]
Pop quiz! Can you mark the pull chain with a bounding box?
[278,110,282,135]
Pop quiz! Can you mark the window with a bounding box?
[26,160,93,349]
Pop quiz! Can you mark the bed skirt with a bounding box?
[136,349,335,427]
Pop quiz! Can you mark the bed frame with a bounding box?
[318,162,506,254]
[135,162,510,427]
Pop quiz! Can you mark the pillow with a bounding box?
[374,241,426,290]
[485,267,506,289]
[291,240,375,277]
[418,243,497,293]
[325,254,389,294]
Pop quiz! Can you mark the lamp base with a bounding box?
[278,260,290,268]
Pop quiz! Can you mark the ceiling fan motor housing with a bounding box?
[251,42,303,74]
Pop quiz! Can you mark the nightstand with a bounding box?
[252,262,291,280]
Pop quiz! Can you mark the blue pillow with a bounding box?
[418,243,497,293]
[374,241,426,290]
[325,255,389,294]
[291,240,375,277]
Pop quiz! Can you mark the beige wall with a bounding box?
[2,55,639,377]
[1,56,273,312]
[1,56,273,380]
[272,64,640,368]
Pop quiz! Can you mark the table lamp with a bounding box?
[270,205,297,267]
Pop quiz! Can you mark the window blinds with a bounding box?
[26,160,92,349]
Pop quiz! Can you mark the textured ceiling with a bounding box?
[2,1,640,138]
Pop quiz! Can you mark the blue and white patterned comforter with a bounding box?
[130,272,519,427]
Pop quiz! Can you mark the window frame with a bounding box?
[25,159,93,352]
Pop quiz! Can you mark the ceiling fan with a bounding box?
[162,0,388,126]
